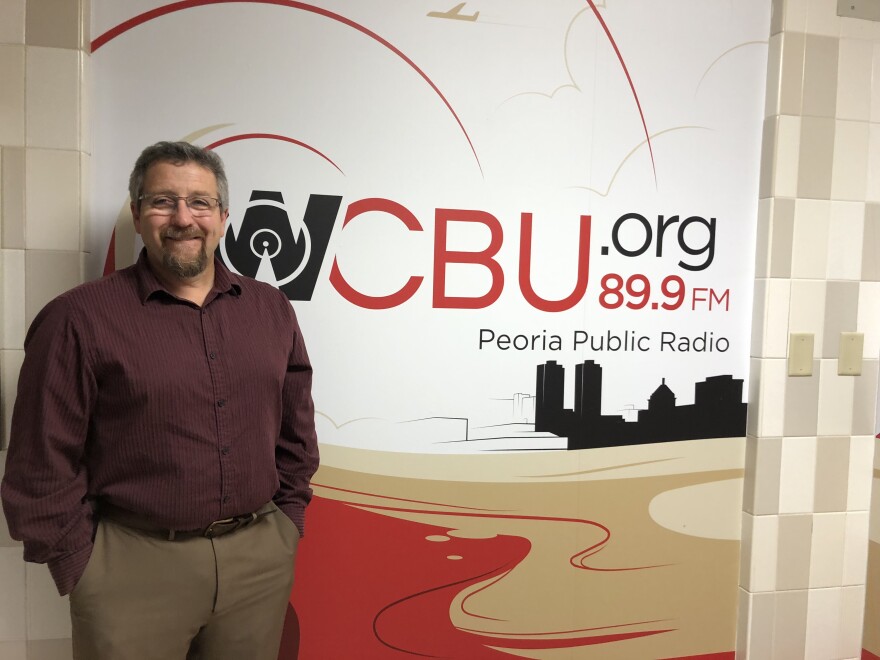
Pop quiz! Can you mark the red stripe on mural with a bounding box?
[204,133,344,174]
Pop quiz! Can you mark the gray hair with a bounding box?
[129,141,229,210]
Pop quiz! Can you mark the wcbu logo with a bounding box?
[218,191,342,301]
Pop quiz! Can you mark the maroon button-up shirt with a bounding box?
[1,250,319,595]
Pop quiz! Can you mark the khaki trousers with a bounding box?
[69,506,299,660]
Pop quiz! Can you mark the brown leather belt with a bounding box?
[99,502,276,541]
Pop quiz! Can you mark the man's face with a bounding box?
[132,161,228,280]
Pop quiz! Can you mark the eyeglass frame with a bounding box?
[136,193,224,215]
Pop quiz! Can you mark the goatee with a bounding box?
[162,247,208,278]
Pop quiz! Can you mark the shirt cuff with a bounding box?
[47,544,93,596]
[278,504,306,538]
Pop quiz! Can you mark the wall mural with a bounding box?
[91,1,770,657]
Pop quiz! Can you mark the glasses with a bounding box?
[138,194,222,216]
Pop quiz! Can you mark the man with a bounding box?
[1,141,319,659]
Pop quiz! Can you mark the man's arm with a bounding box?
[272,299,319,537]
[1,296,97,595]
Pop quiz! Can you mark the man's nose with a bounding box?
[169,198,195,224]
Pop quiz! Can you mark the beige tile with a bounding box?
[735,587,749,657]
[813,435,851,512]
[797,116,835,200]
[785,0,809,32]
[25,563,69,640]
[24,149,80,251]
[831,120,869,201]
[865,204,880,281]
[24,250,81,328]
[0,450,21,545]
[805,0,840,37]
[0,641,26,660]
[784,369,820,437]
[78,0,89,51]
[780,32,806,116]
[841,14,880,39]
[26,639,71,660]
[868,126,880,203]
[79,152,89,252]
[0,548,26,641]
[776,115,802,197]
[872,42,880,123]
[745,591,776,658]
[836,38,873,121]
[771,0,784,35]
[823,281,859,356]
[741,512,779,591]
[776,514,813,589]
[843,511,869,585]
[747,358,760,437]
[758,360,787,438]
[759,116,776,200]
[765,33,782,118]
[755,198,771,278]
[817,360,855,435]
[79,55,89,154]
[1,249,26,349]
[804,587,842,659]
[789,279,826,353]
[809,512,847,587]
[0,45,25,147]
[847,434,875,510]
[839,585,866,658]
[25,0,82,50]
[791,199,830,278]
[0,0,26,45]
[826,201,864,280]
[1,148,25,249]
[802,34,838,117]
[745,436,784,515]
[764,279,792,358]
[772,589,808,660]
[1,350,24,451]
[779,436,818,513]
[25,47,80,151]
[769,197,795,278]
[852,360,878,435]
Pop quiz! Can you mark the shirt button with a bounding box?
[209,352,217,360]
[223,495,230,503]
[217,399,226,407]
[220,446,230,455]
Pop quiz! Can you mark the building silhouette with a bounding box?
[534,360,747,449]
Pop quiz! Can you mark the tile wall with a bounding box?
[738,0,880,657]
[1,1,879,659]
[0,0,89,658]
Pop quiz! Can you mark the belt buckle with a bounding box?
[204,517,238,539]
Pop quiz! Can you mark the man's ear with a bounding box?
[131,201,142,235]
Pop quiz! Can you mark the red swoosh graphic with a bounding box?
[205,133,344,174]
[91,0,483,175]
[584,0,656,179]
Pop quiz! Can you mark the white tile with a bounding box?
[0,45,25,147]
[805,0,840,37]
[784,0,809,32]
[765,32,782,118]
[79,54,90,155]
[745,591,776,658]
[25,47,80,151]
[858,282,880,359]
[826,202,864,280]
[831,120,869,201]
[765,279,791,358]
[809,512,847,588]
[741,513,779,592]
[735,587,749,659]
[24,149,80,251]
[0,548,26,641]
[804,587,841,659]
[774,115,801,198]
[836,39,873,121]
[779,436,817,514]
[788,280,826,355]
[0,250,25,350]
[25,563,70,640]
[847,435,875,511]
[791,200,830,279]
[842,511,869,585]
[868,124,880,203]
[816,360,855,436]
[839,585,866,658]
[872,43,880,123]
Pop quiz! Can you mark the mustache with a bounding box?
[162,227,205,240]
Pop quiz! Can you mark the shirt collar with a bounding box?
[134,248,242,304]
